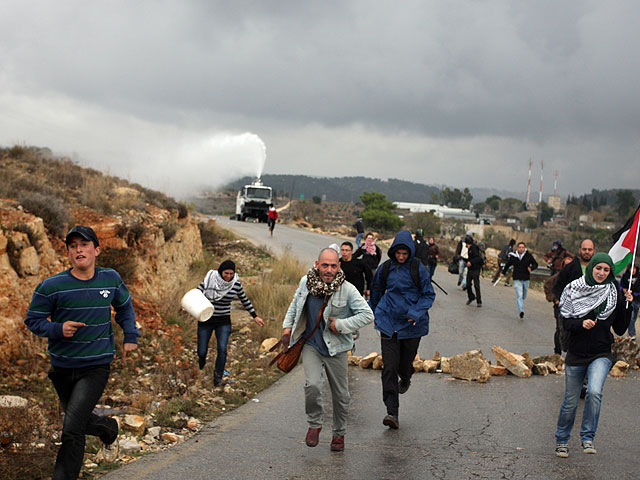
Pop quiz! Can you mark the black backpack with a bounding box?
[373,258,422,292]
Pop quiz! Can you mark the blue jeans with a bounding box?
[628,300,639,337]
[513,280,529,313]
[48,364,118,480]
[355,232,363,248]
[428,263,436,278]
[197,321,232,379]
[458,258,468,287]
[555,356,612,444]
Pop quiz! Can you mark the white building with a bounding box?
[393,201,495,223]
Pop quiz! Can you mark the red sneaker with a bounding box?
[330,435,344,452]
[305,427,321,447]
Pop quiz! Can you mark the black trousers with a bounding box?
[380,332,421,416]
[466,269,482,304]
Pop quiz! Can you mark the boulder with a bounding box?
[532,363,550,376]
[119,436,142,453]
[187,417,201,430]
[521,352,535,370]
[123,414,146,436]
[492,346,531,378]
[412,354,423,371]
[348,355,362,366]
[359,352,378,369]
[422,359,439,373]
[161,432,184,443]
[440,357,451,374]
[610,360,629,377]
[612,337,640,365]
[531,354,563,370]
[16,246,40,276]
[259,338,279,354]
[490,365,508,376]
[449,350,491,383]
[372,355,384,370]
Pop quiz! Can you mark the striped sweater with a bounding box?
[198,276,257,319]
[25,267,138,368]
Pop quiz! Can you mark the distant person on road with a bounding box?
[427,236,440,278]
[501,241,538,319]
[267,203,278,237]
[353,217,364,247]
[554,253,633,458]
[492,239,516,284]
[24,226,139,479]
[281,247,374,451]
[369,230,436,430]
[544,240,573,275]
[553,239,596,352]
[339,241,372,297]
[354,232,382,276]
[544,255,575,353]
[413,229,429,266]
[620,263,640,338]
[455,233,473,289]
[197,260,264,386]
[465,236,484,307]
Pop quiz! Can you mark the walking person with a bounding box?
[267,203,278,237]
[501,241,538,318]
[554,253,634,458]
[339,241,372,297]
[413,229,429,266]
[544,240,573,275]
[620,263,640,338]
[544,255,575,353]
[353,217,364,247]
[24,226,139,479]
[354,232,382,276]
[492,239,516,284]
[197,260,264,385]
[369,230,436,429]
[281,247,374,451]
[455,233,473,289]
[426,236,440,278]
[465,236,483,307]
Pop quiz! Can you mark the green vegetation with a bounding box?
[360,191,403,232]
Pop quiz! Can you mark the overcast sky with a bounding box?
[1,1,639,199]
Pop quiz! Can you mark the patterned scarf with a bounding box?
[306,266,345,297]
[364,237,377,255]
[559,276,617,321]
[202,270,239,302]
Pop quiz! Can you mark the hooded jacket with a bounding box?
[369,230,436,339]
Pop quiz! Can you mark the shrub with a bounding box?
[98,248,137,284]
[177,202,189,219]
[18,192,71,237]
[161,220,178,242]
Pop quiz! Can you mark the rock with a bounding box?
[422,359,439,373]
[187,417,201,430]
[238,326,251,335]
[412,354,422,371]
[449,350,491,383]
[440,357,451,374]
[171,412,189,429]
[492,346,532,378]
[612,337,640,365]
[488,365,507,376]
[610,360,629,377]
[123,414,146,436]
[359,352,378,369]
[259,338,279,354]
[348,355,362,366]
[432,351,441,362]
[372,355,384,370]
[16,246,40,276]
[532,363,550,376]
[147,426,161,438]
[0,395,28,408]
[161,432,183,443]
[521,352,535,370]
[119,436,142,453]
[531,354,563,370]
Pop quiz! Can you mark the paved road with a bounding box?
[103,220,640,480]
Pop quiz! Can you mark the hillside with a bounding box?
[223,174,527,203]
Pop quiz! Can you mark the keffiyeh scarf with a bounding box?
[559,276,617,321]
[306,267,345,297]
[364,238,377,255]
[202,270,239,302]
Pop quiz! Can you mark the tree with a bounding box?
[360,191,403,232]
[406,212,441,235]
[539,201,554,223]
[615,189,636,219]
[441,187,473,209]
[312,195,322,204]
[485,195,501,211]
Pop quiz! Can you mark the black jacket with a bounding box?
[502,251,538,281]
[340,257,372,294]
[553,257,585,300]
[562,282,631,364]
[466,244,483,272]
[354,245,382,274]
[413,237,429,266]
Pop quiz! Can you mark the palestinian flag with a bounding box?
[609,203,640,275]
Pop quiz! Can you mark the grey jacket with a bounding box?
[283,276,374,356]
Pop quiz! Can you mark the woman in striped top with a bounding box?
[197,259,264,386]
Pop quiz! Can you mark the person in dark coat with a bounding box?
[465,237,483,307]
[426,236,440,278]
[501,241,538,318]
[339,241,372,296]
[413,229,429,266]
[544,240,573,275]
[492,239,516,283]
[353,218,364,247]
[354,232,382,275]
[554,253,633,458]
[369,230,435,430]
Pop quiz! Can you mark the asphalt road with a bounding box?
[102,219,640,480]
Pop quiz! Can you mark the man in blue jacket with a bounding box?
[369,230,436,429]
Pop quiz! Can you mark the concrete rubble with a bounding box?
[491,346,532,378]
[448,350,491,383]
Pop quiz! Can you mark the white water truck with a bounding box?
[235,178,273,222]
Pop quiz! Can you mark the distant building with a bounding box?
[547,195,562,211]
[393,201,495,223]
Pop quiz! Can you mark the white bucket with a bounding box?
[181,289,214,322]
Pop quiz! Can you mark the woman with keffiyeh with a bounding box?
[197,260,264,386]
[554,252,633,458]
[354,232,382,276]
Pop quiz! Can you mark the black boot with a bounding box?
[198,356,206,370]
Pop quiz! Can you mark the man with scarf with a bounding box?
[281,248,374,452]
[197,259,264,386]
[369,230,436,430]
[554,253,633,458]
[501,241,538,318]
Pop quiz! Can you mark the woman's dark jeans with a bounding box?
[48,364,118,480]
[197,321,232,379]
